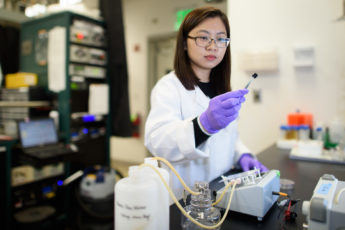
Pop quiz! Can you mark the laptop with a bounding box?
[18,118,73,160]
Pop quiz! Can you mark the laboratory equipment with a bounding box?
[279,111,314,144]
[79,167,116,200]
[280,178,295,191]
[114,164,169,230]
[5,72,38,88]
[329,118,345,145]
[62,166,117,220]
[291,125,300,139]
[313,126,323,141]
[277,125,299,149]
[0,86,51,138]
[214,169,280,221]
[144,158,170,214]
[324,127,338,149]
[290,141,345,165]
[299,125,310,141]
[114,156,239,230]
[302,174,345,230]
[284,125,299,140]
[20,11,110,168]
[279,125,289,140]
[244,73,258,89]
[287,111,313,128]
[277,197,300,223]
[181,181,221,230]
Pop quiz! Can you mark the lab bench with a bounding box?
[169,145,345,230]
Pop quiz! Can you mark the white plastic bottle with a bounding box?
[144,157,170,222]
[329,118,345,145]
[114,165,169,230]
[314,126,323,141]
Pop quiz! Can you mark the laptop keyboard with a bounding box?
[24,143,71,159]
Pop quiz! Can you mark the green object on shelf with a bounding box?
[323,127,338,149]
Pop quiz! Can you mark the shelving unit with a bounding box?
[0,101,50,107]
[19,11,111,166]
[1,11,111,229]
[0,8,29,24]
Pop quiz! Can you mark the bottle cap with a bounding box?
[128,166,139,177]
[299,125,309,130]
[280,125,289,130]
[144,157,158,167]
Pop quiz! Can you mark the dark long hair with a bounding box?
[174,6,231,94]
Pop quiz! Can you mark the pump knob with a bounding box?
[302,201,310,216]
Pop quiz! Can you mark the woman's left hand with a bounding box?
[238,153,268,172]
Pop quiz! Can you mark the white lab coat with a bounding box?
[145,71,250,201]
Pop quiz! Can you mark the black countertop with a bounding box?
[169,145,345,230]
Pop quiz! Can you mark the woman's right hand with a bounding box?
[199,89,248,134]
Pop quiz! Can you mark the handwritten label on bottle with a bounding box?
[116,201,151,221]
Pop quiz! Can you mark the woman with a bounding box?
[145,6,267,199]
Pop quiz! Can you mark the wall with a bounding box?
[111,0,345,163]
[229,0,345,153]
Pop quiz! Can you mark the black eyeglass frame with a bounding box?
[187,35,230,48]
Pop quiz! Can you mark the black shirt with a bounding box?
[192,81,216,147]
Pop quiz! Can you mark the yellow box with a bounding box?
[5,72,38,89]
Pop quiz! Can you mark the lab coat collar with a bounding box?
[194,86,210,109]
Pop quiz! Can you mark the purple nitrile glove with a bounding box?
[238,153,269,173]
[199,89,248,134]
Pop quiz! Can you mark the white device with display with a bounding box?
[302,174,345,230]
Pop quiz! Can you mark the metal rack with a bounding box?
[1,11,111,230]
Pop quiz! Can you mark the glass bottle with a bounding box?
[286,125,298,140]
[181,181,221,230]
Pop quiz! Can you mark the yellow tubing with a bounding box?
[152,156,236,207]
[139,163,237,229]
[212,180,238,206]
[151,157,199,195]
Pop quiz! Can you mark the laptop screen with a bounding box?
[19,119,58,148]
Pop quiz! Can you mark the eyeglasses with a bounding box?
[187,35,230,48]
